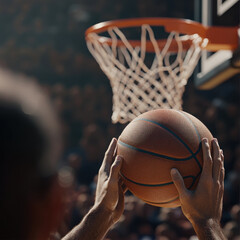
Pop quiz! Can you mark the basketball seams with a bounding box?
[133,117,202,170]
[121,170,201,205]
[118,109,211,207]
[143,196,179,205]
[120,171,197,187]
[175,111,203,170]
[177,111,201,142]
[118,140,201,161]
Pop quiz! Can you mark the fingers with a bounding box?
[219,150,225,184]
[171,168,188,197]
[101,138,118,175]
[201,138,213,178]
[109,155,123,184]
[216,149,225,219]
[218,149,225,198]
[212,139,223,181]
[120,180,128,194]
[122,184,128,194]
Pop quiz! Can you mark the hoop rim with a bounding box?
[85,17,239,51]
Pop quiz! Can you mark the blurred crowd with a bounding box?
[0,0,193,86]
[0,0,238,239]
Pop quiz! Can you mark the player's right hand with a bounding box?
[170,138,224,225]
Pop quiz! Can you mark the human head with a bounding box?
[0,69,63,240]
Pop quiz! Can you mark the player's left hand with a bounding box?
[94,138,126,224]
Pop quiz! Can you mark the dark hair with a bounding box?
[0,69,62,239]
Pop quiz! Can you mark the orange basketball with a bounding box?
[117,109,213,208]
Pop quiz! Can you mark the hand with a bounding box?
[94,138,126,224]
[62,139,126,240]
[170,138,225,225]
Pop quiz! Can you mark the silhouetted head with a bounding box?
[0,69,63,240]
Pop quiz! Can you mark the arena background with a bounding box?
[0,1,239,239]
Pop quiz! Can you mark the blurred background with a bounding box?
[0,0,239,239]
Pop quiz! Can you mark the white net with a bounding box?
[87,24,207,123]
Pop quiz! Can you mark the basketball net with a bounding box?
[87,24,208,123]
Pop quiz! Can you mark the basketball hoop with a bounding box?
[85,18,239,123]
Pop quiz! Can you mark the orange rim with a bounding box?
[85,18,239,52]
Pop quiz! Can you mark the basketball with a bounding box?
[117,109,213,208]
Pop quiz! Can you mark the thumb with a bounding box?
[171,168,188,197]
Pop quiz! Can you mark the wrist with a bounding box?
[92,203,115,225]
[62,203,115,240]
[192,218,222,236]
[191,218,220,228]
[191,218,226,240]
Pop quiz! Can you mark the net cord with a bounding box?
[87,25,207,123]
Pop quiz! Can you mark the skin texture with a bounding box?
[171,138,226,240]
[62,138,125,240]
[63,137,226,240]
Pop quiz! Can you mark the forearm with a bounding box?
[62,205,113,240]
[192,219,226,240]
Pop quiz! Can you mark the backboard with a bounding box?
[194,0,240,89]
